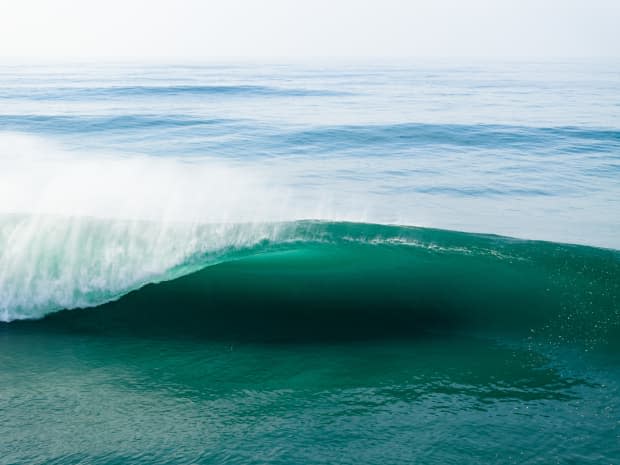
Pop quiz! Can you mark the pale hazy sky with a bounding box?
[1,0,618,60]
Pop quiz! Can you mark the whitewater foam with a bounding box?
[0,215,300,321]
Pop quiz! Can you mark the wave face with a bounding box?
[5,219,618,349]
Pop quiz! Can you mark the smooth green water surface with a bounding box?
[1,327,618,465]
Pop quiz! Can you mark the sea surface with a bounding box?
[0,62,619,464]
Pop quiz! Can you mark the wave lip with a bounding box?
[0,215,296,322]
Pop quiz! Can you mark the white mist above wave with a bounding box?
[0,133,336,321]
[0,132,287,222]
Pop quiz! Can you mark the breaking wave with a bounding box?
[0,133,618,348]
[2,217,618,349]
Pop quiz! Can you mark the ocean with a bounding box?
[0,61,619,464]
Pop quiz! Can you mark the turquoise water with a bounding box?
[0,63,619,464]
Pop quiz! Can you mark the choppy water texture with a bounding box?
[0,62,619,464]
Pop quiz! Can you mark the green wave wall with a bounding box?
[21,221,619,349]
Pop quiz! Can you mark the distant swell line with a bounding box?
[282,123,620,151]
[0,85,345,99]
[2,117,618,152]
